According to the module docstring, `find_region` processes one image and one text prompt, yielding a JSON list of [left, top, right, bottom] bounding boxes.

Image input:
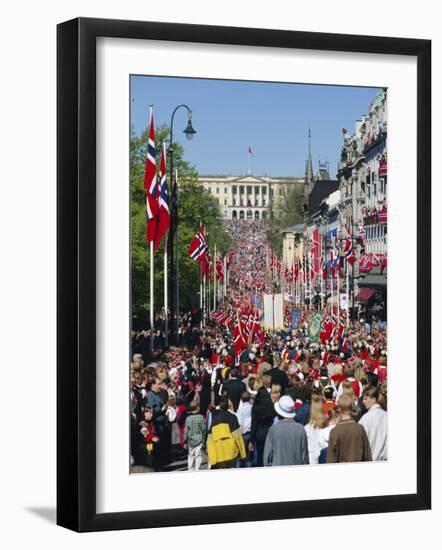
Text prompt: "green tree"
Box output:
[[130, 125, 231, 326], [267, 185, 304, 256]]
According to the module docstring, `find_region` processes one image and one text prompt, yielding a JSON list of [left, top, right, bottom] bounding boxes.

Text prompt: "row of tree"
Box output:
[[130, 125, 231, 324]]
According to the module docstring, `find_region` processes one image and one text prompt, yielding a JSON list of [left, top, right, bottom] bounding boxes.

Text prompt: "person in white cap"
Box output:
[[263, 395, 309, 467]]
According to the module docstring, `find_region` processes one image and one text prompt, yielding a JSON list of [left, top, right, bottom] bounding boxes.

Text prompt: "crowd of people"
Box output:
[[130, 221, 387, 473]]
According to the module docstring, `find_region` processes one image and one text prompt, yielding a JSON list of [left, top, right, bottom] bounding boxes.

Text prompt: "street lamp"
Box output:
[[168, 104, 196, 346]]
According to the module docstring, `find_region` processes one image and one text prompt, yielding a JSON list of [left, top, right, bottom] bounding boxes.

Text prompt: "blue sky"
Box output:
[[130, 75, 380, 178]]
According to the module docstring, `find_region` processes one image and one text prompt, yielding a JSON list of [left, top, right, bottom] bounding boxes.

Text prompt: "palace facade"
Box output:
[[198, 174, 303, 221]]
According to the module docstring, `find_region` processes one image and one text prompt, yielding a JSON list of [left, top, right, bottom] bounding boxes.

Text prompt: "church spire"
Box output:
[[304, 125, 314, 193]]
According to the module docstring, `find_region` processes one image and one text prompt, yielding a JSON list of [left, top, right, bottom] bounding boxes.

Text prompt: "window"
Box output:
[[216, 187, 219, 194], [254, 211, 260, 220], [239, 185, 245, 194], [255, 187, 260, 195], [262, 199, 266, 206], [240, 198, 244, 206], [224, 199, 227, 205], [262, 211, 267, 220], [232, 198, 236, 206], [232, 210, 237, 219], [262, 186, 267, 195], [224, 188, 227, 193], [247, 186, 252, 194], [239, 210, 245, 220], [232, 186, 237, 194]]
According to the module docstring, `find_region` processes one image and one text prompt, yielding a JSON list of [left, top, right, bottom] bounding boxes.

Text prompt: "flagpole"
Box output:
[[303, 253, 305, 308], [162, 146, 170, 348], [213, 243, 217, 311], [331, 256, 334, 317], [207, 265, 212, 317], [337, 246, 340, 320], [203, 271, 206, 326], [223, 255, 227, 301], [346, 256, 350, 328], [150, 241, 154, 353], [164, 238, 168, 348], [199, 262, 203, 330]]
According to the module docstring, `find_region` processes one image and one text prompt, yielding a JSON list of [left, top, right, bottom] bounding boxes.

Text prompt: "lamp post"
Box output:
[[168, 105, 196, 346]]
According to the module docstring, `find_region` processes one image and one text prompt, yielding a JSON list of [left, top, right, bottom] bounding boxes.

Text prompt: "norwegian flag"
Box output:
[[335, 313, 345, 340], [357, 222, 366, 247], [379, 253, 387, 273], [202, 243, 212, 278], [153, 143, 170, 251], [233, 311, 246, 357], [343, 225, 356, 266], [240, 308, 250, 340], [379, 158, 387, 176], [370, 253, 379, 268], [216, 258, 224, 280], [188, 224, 207, 262], [311, 226, 321, 275], [378, 207, 387, 224], [359, 254, 374, 273], [330, 249, 338, 278], [224, 312, 234, 330], [213, 310, 225, 322], [144, 107, 159, 242], [341, 336, 349, 354], [320, 312, 335, 343], [299, 307, 307, 326], [285, 265, 291, 282]]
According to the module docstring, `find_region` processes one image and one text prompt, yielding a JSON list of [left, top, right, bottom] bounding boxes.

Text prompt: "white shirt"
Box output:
[[236, 401, 252, 434], [304, 424, 322, 464], [359, 403, 388, 460]]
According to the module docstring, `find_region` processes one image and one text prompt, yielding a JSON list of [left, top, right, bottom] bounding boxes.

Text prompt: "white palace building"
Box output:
[[198, 174, 303, 221]]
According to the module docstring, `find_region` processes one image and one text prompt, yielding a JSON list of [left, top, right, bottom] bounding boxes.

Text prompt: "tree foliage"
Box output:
[[130, 125, 231, 325], [266, 185, 304, 256]]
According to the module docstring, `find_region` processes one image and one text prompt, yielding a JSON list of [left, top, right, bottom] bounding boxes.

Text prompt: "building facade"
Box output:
[[337, 88, 387, 254], [198, 174, 303, 221]]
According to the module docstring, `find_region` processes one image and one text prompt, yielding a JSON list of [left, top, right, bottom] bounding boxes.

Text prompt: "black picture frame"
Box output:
[[57, 17, 431, 532]]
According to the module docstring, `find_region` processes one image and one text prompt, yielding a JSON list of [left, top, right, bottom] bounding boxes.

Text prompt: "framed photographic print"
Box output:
[[57, 17, 431, 532]]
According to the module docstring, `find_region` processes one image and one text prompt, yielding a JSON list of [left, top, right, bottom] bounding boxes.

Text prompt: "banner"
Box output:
[[309, 311, 324, 343], [290, 309, 302, 329], [340, 293, 349, 310], [263, 294, 284, 331]]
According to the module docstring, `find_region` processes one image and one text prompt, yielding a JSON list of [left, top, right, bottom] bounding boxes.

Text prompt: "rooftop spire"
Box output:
[[304, 124, 314, 191]]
